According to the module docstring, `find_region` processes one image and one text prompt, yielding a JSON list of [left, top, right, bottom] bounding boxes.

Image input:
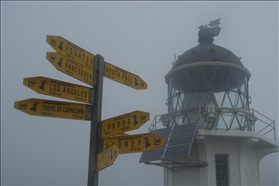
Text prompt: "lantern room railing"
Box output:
[[148, 106, 276, 141]]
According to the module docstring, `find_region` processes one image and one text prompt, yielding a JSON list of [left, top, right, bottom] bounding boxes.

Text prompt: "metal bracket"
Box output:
[[89, 88, 95, 104], [93, 73, 98, 87], [94, 57, 99, 72], [86, 105, 93, 120], [97, 139, 103, 153]]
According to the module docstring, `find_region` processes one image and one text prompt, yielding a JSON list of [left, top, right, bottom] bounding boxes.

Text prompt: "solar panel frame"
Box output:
[[139, 122, 197, 163]]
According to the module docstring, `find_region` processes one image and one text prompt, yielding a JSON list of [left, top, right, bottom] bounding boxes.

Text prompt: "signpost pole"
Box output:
[[88, 54, 104, 186]]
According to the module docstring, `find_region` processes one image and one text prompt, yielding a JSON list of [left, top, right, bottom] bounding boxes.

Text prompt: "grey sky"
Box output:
[[1, 1, 278, 186]]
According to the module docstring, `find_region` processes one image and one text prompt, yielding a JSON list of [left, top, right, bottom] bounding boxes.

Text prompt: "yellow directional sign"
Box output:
[[46, 52, 96, 87], [102, 132, 128, 139], [104, 62, 147, 90], [96, 145, 119, 172], [23, 76, 94, 103], [14, 98, 92, 120], [101, 110, 150, 137], [102, 133, 165, 154], [46, 35, 94, 70]]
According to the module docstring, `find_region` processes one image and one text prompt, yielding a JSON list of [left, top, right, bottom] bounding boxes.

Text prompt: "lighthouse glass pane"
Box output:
[[219, 66, 232, 89], [211, 67, 225, 91], [194, 67, 208, 90], [228, 91, 237, 108], [186, 67, 199, 88], [233, 69, 245, 87], [214, 92, 224, 106], [226, 69, 237, 91], [203, 65, 216, 87]]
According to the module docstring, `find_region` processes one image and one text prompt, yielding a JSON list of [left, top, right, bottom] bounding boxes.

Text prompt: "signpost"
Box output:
[[46, 35, 94, 70], [46, 52, 96, 87], [104, 62, 147, 90], [99, 110, 150, 137], [96, 145, 119, 172], [14, 98, 92, 120], [87, 54, 104, 186], [23, 76, 94, 103], [101, 133, 165, 154], [14, 35, 152, 186]]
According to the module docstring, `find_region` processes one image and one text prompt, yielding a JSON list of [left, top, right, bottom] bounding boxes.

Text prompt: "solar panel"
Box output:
[[151, 127, 171, 137], [164, 145, 190, 159], [168, 134, 193, 146], [139, 122, 197, 163], [139, 147, 165, 163], [172, 123, 196, 135], [139, 127, 170, 163]]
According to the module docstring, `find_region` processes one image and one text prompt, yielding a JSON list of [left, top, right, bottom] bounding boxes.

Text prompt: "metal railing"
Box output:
[[251, 108, 276, 141], [148, 107, 277, 141]]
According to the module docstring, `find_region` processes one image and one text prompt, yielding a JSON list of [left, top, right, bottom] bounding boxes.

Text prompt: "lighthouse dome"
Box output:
[[166, 25, 250, 93], [172, 26, 244, 69]]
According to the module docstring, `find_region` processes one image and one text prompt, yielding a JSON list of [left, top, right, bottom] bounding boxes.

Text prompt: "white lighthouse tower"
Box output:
[[140, 19, 279, 185]]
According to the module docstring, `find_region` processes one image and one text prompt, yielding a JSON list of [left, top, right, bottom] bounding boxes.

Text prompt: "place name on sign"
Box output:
[[96, 145, 119, 172], [105, 64, 133, 84], [102, 113, 132, 136], [47, 82, 88, 100], [46, 52, 95, 86], [101, 111, 149, 137], [24, 76, 93, 103], [47, 35, 94, 70], [104, 62, 147, 90], [14, 98, 92, 120], [102, 133, 165, 154]]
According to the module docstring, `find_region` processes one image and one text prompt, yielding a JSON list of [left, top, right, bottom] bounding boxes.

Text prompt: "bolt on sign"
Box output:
[[46, 35, 94, 70], [96, 145, 119, 172], [101, 133, 166, 154], [14, 98, 92, 120], [23, 76, 94, 104], [100, 110, 150, 137], [104, 62, 148, 90], [46, 52, 96, 87]]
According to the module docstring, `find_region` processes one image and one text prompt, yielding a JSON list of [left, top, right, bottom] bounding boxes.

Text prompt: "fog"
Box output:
[[1, 2, 278, 185]]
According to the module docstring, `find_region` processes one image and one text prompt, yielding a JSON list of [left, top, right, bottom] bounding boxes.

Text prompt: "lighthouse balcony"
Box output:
[[148, 106, 276, 141]]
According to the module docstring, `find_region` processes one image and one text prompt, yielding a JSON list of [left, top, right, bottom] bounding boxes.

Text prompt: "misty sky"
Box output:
[[1, 1, 278, 186]]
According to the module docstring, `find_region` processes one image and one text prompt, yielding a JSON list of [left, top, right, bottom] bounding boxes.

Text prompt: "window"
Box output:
[[215, 154, 229, 186]]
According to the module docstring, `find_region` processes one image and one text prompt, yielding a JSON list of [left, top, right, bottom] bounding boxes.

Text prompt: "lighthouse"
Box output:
[[140, 19, 279, 185]]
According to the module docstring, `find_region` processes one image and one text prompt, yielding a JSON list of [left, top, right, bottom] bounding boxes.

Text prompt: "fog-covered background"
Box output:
[[1, 2, 278, 185]]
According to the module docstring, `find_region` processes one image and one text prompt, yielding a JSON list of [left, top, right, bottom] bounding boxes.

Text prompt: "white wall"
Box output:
[[164, 130, 278, 185]]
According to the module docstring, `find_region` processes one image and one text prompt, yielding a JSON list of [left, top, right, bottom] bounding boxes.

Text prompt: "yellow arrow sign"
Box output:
[[102, 133, 165, 154], [96, 145, 119, 172], [23, 76, 94, 103], [101, 132, 129, 139], [46, 52, 96, 87], [46, 35, 94, 70], [104, 62, 147, 90], [100, 110, 150, 137], [14, 98, 92, 120]]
